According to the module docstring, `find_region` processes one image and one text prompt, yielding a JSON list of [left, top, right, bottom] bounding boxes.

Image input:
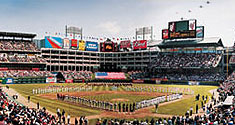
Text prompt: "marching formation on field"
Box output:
[[32, 84, 194, 95], [32, 85, 92, 94], [56, 93, 182, 112], [125, 86, 194, 95]]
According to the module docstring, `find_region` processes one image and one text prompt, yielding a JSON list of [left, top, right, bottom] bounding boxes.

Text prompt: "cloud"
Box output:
[[97, 21, 121, 35]]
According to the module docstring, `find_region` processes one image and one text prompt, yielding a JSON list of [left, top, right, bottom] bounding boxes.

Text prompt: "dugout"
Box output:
[[54, 72, 65, 83]]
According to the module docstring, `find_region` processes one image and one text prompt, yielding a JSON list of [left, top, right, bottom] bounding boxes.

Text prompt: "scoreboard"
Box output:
[[163, 19, 197, 39]]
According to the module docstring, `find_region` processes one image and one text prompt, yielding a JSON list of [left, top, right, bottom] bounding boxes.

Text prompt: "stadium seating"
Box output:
[[0, 54, 46, 63], [0, 70, 52, 78], [229, 56, 235, 64], [61, 71, 92, 80], [0, 41, 39, 51], [128, 71, 148, 79], [128, 71, 225, 82], [150, 53, 221, 68], [152, 72, 225, 82]]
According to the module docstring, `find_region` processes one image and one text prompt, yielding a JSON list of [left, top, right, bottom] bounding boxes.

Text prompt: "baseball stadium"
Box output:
[[0, 1, 235, 125]]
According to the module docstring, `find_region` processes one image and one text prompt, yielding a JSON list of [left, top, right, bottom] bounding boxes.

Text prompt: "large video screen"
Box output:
[[175, 21, 189, 32], [168, 19, 196, 39]]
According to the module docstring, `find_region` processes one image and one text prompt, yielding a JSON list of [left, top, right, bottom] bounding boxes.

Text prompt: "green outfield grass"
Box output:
[[7, 83, 217, 118]]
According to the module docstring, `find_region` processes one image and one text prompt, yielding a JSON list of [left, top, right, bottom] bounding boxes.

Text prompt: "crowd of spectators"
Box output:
[[151, 53, 221, 68], [152, 72, 225, 82], [61, 70, 93, 80], [0, 41, 39, 51], [0, 70, 94, 79], [229, 56, 235, 64], [0, 70, 52, 78], [220, 72, 235, 94], [128, 70, 225, 82], [128, 71, 148, 79], [0, 87, 59, 124], [0, 54, 46, 63], [0, 85, 91, 125]]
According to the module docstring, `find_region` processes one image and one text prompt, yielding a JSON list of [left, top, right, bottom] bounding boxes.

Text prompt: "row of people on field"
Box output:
[[57, 93, 182, 112], [32, 86, 92, 94]]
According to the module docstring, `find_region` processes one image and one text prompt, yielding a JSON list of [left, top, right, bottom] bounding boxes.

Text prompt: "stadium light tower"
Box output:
[[135, 26, 153, 41], [65, 25, 83, 39]]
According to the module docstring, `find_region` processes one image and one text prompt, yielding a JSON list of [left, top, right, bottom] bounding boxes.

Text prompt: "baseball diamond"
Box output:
[[0, 1, 234, 124]]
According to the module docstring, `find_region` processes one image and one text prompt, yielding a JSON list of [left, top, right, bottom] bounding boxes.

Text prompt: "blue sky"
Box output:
[[0, 0, 234, 46]]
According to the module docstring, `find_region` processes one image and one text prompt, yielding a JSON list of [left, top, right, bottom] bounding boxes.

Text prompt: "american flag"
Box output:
[[95, 72, 126, 79]]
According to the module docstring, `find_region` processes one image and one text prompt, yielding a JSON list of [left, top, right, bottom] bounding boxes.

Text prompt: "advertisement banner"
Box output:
[[189, 19, 196, 30], [45, 36, 63, 49], [78, 40, 85, 51], [162, 29, 169, 39], [6, 78, 14, 84], [104, 43, 113, 52], [46, 77, 57, 83], [65, 79, 73, 83], [196, 26, 204, 38], [63, 38, 70, 49], [71, 39, 78, 49], [133, 40, 147, 50], [85, 41, 98, 51], [120, 40, 131, 49], [132, 79, 144, 83], [169, 22, 176, 32]]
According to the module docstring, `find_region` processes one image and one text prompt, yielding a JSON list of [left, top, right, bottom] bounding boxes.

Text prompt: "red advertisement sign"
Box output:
[[132, 79, 144, 83], [71, 39, 78, 49], [133, 40, 147, 50], [120, 40, 131, 49], [65, 79, 73, 83], [46, 77, 57, 83], [162, 29, 169, 39]]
